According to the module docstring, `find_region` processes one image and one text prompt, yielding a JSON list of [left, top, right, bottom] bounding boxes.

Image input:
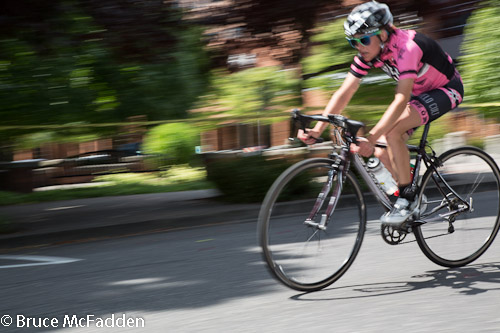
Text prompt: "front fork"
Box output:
[[303, 151, 347, 230]]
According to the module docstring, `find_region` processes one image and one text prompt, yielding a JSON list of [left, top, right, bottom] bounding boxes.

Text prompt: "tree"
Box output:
[[201, 66, 301, 118], [183, 0, 455, 69], [300, 17, 398, 129], [0, 0, 210, 143], [188, 0, 341, 67], [301, 19, 354, 92], [460, 1, 500, 119]]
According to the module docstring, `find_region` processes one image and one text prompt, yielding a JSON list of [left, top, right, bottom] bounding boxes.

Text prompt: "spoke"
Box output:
[[413, 148, 500, 267], [305, 228, 319, 243], [466, 172, 484, 200]]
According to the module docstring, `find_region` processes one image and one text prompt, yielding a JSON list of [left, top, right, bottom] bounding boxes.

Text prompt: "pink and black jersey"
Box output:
[[349, 28, 456, 96]]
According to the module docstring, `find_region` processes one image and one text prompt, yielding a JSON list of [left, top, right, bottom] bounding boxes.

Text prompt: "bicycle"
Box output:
[[257, 109, 500, 292]]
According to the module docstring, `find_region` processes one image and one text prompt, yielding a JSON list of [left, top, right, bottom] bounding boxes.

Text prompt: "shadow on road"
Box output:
[[3, 217, 500, 333], [290, 262, 500, 301]]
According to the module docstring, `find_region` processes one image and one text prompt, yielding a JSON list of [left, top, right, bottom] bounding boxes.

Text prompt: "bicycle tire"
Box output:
[[257, 158, 366, 292], [414, 146, 500, 267]]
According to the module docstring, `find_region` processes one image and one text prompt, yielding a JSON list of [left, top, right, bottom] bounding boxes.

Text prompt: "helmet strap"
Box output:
[[377, 35, 384, 51], [377, 28, 390, 50]]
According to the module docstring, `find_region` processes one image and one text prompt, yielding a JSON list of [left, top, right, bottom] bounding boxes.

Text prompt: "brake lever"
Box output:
[[308, 133, 324, 144]]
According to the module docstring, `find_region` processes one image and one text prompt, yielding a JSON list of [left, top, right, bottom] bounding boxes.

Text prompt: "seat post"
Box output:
[[418, 123, 431, 150]]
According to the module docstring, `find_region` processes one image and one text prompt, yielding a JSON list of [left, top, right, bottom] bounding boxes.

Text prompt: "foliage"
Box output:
[[466, 137, 485, 150], [0, 0, 210, 144], [95, 165, 208, 185], [0, 167, 213, 206], [142, 123, 200, 166], [191, 0, 425, 67], [206, 155, 297, 203], [301, 18, 394, 116], [199, 66, 302, 118], [301, 19, 354, 90], [460, 1, 500, 119]]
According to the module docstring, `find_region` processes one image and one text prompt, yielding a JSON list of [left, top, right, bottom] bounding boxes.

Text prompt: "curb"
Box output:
[[0, 205, 261, 251], [1, 177, 497, 250]]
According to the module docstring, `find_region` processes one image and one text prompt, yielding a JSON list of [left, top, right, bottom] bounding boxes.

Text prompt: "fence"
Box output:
[[1, 105, 500, 193]]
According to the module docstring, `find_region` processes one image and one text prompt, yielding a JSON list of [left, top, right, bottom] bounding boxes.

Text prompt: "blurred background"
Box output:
[[0, 0, 499, 205]]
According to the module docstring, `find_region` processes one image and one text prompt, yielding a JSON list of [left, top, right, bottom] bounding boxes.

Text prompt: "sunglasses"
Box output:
[[346, 31, 381, 48]]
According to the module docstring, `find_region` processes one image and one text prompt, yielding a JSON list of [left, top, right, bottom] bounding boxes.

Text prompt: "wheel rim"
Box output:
[[416, 148, 500, 265], [260, 162, 365, 288]]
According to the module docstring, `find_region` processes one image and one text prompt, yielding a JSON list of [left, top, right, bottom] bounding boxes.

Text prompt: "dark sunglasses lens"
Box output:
[[360, 36, 371, 46], [348, 39, 358, 48]]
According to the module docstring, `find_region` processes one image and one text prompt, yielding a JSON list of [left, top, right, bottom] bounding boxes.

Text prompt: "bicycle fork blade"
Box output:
[[304, 214, 328, 231]]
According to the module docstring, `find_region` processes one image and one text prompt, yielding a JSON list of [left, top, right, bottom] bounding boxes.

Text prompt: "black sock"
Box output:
[[398, 184, 415, 201]]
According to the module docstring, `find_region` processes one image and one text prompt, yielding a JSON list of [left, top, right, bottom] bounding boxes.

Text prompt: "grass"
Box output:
[[0, 165, 215, 206]]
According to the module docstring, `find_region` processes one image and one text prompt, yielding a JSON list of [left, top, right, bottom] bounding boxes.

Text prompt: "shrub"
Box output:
[[467, 138, 485, 150], [206, 155, 298, 203], [142, 122, 199, 167]]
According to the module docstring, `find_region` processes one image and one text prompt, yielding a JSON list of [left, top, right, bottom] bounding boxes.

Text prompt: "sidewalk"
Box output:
[[0, 190, 261, 250], [1, 151, 499, 251]]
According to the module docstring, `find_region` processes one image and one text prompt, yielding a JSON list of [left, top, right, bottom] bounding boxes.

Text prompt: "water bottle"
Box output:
[[366, 157, 398, 195]]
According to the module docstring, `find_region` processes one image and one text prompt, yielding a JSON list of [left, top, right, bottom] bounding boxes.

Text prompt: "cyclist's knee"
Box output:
[[386, 128, 407, 143], [374, 147, 386, 160]]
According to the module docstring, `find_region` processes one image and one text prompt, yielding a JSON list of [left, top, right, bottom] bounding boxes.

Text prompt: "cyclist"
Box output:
[[298, 0, 464, 224]]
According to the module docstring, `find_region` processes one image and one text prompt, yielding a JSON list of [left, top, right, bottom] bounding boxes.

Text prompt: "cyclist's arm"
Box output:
[[367, 78, 414, 142], [314, 73, 361, 132]]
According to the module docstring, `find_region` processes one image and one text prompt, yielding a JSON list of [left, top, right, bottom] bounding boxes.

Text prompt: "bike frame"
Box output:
[[293, 111, 471, 229]]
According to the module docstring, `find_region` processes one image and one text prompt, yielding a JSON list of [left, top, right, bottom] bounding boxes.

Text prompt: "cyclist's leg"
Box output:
[[382, 73, 464, 224], [374, 134, 411, 184], [379, 106, 424, 223], [394, 70, 463, 187], [373, 136, 396, 180], [385, 105, 422, 187]]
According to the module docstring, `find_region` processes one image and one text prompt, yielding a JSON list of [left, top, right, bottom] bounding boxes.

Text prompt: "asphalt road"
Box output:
[[1, 203, 500, 333]]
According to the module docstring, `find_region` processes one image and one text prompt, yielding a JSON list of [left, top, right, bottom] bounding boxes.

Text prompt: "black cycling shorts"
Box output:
[[409, 70, 464, 130]]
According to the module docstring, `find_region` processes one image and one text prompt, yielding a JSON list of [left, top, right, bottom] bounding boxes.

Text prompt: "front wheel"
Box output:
[[414, 146, 500, 267], [257, 158, 366, 292]]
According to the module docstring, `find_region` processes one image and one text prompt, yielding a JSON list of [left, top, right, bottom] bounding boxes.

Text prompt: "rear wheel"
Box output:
[[414, 147, 500, 267], [258, 158, 366, 291]]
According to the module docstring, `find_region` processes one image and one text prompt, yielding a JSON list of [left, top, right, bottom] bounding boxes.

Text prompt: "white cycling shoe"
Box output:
[[380, 197, 419, 225]]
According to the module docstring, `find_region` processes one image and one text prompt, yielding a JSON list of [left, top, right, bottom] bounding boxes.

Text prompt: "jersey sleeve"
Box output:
[[398, 41, 423, 80], [349, 55, 371, 78]]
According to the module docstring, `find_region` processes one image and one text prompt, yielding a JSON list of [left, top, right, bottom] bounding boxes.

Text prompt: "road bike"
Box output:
[[257, 109, 500, 292]]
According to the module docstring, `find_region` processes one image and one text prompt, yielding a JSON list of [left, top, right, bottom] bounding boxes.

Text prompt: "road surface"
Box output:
[[1, 203, 500, 333]]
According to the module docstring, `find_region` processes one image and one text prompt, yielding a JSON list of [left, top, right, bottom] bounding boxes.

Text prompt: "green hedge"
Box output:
[[206, 155, 300, 203], [142, 122, 199, 167]]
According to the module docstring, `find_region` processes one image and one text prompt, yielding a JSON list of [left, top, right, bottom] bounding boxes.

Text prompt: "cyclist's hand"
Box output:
[[298, 129, 321, 145], [352, 137, 374, 157]]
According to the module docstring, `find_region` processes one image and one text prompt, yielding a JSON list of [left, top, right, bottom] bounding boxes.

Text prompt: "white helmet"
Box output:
[[344, 1, 393, 38]]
